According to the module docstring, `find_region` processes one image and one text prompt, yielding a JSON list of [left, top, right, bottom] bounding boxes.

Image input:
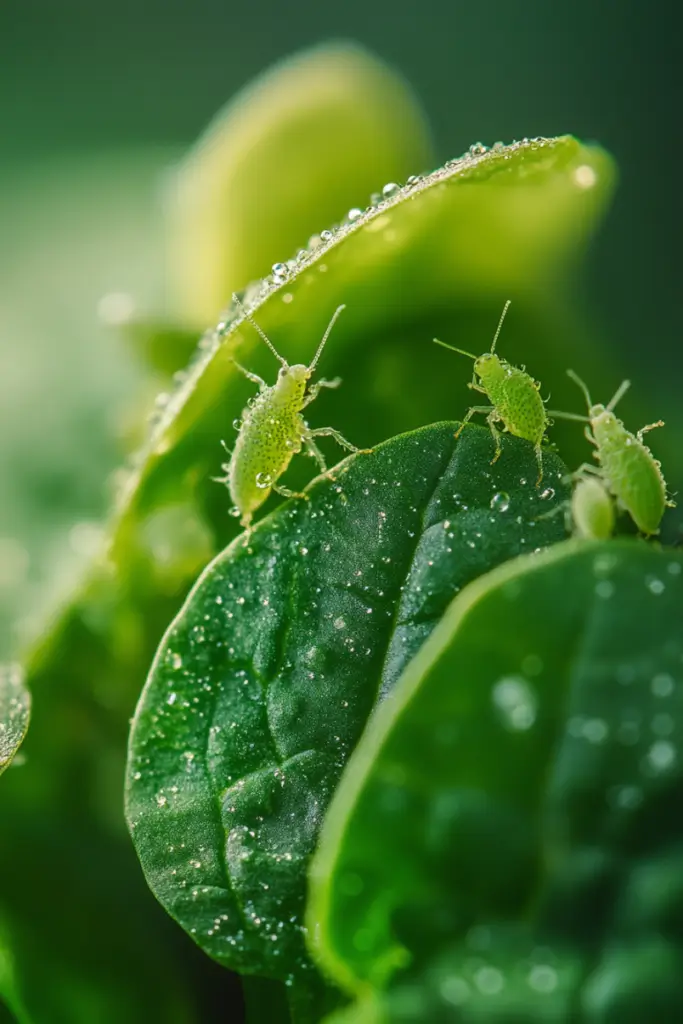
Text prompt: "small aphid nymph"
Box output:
[[434, 301, 549, 485], [217, 297, 369, 542], [571, 476, 615, 540], [550, 370, 674, 536]]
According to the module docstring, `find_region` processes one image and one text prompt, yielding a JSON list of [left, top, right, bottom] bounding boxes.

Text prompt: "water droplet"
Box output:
[[255, 472, 272, 489], [490, 491, 510, 512], [540, 487, 555, 501], [232, 418, 242, 430], [652, 673, 675, 697], [320, 229, 333, 242], [609, 784, 643, 809], [271, 262, 288, 279], [347, 207, 363, 222], [167, 692, 177, 706], [474, 965, 504, 995], [573, 165, 597, 189], [492, 676, 537, 731], [440, 976, 470, 1006], [646, 739, 676, 773], [333, 617, 346, 630], [582, 718, 608, 744], [171, 652, 183, 670], [382, 182, 399, 197], [229, 506, 241, 518], [528, 964, 558, 993], [156, 793, 168, 807], [469, 142, 488, 156]]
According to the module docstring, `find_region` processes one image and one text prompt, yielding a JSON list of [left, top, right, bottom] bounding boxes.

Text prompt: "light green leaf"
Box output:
[[165, 42, 434, 328]]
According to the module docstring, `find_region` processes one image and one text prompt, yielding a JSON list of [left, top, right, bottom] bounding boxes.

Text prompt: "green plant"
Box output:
[[3, 40, 681, 1024]]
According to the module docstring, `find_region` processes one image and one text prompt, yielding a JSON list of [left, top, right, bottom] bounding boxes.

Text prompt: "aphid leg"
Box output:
[[584, 426, 598, 446], [240, 517, 253, 548], [572, 462, 603, 479], [485, 411, 503, 465], [302, 377, 342, 408], [305, 426, 369, 454], [637, 420, 665, 442], [304, 435, 328, 473], [454, 405, 493, 440], [232, 359, 266, 388], [534, 444, 544, 486], [466, 382, 487, 394], [272, 482, 310, 501]]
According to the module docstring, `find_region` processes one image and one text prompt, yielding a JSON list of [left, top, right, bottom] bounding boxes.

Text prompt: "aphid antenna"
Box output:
[[232, 293, 286, 367], [490, 299, 512, 354], [607, 379, 631, 412], [309, 304, 346, 371], [566, 369, 594, 411], [433, 339, 477, 360]]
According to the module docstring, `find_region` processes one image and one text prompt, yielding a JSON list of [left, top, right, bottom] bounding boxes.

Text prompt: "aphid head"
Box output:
[[285, 363, 310, 384], [567, 370, 631, 422], [473, 351, 503, 378], [433, 299, 511, 374]]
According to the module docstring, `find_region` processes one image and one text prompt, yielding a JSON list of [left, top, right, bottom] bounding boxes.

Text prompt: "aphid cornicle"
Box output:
[[218, 297, 368, 541], [550, 370, 675, 536], [434, 301, 549, 485]]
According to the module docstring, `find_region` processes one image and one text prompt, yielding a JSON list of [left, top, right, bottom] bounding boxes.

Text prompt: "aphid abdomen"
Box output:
[[593, 419, 666, 534], [503, 373, 546, 443], [482, 367, 545, 444], [228, 390, 303, 524]]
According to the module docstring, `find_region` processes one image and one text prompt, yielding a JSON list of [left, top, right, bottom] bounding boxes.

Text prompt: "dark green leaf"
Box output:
[[126, 424, 569, 983], [309, 540, 683, 1020], [0, 666, 29, 777]]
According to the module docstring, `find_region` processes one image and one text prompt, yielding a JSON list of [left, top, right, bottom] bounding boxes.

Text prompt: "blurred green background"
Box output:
[[0, 0, 680, 651]]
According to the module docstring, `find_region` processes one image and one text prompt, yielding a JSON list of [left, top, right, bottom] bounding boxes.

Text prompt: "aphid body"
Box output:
[[552, 371, 673, 536], [218, 299, 366, 538], [571, 476, 615, 540], [434, 301, 549, 484]]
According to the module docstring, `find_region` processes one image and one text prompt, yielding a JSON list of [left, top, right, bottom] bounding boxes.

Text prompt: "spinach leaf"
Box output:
[[0, 666, 29, 777], [309, 540, 683, 1021], [126, 424, 568, 984]]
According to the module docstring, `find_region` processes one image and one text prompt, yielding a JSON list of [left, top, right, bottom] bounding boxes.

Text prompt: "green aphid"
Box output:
[[570, 476, 615, 540], [217, 298, 368, 542], [434, 301, 549, 485], [550, 371, 675, 536]]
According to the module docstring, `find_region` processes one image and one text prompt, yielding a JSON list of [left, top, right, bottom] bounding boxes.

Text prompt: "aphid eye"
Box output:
[[278, 366, 288, 379]]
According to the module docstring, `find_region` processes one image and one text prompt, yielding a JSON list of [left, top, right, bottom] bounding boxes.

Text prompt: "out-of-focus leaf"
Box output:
[[0, 920, 32, 1024], [126, 424, 568, 989], [0, 666, 29, 777], [122, 320, 201, 377], [165, 42, 434, 327], [309, 540, 683, 1021]]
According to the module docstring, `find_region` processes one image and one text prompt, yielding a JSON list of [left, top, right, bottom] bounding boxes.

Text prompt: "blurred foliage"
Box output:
[[2, 36, 677, 1024]]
